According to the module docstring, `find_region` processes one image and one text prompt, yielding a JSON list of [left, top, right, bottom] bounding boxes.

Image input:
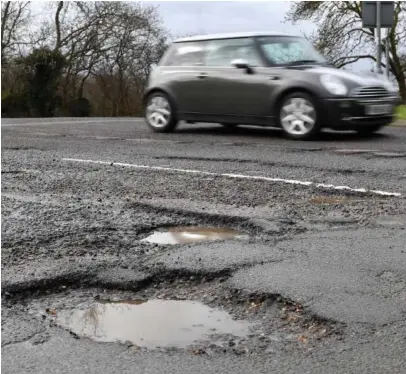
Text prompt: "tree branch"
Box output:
[[54, 1, 63, 51], [334, 54, 377, 68], [1, 1, 11, 50]]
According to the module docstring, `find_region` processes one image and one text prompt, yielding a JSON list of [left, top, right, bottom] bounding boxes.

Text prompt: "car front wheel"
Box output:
[[278, 93, 321, 140], [145, 92, 178, 133]]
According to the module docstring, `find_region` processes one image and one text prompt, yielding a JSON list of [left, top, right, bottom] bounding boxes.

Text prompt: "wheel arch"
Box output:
[[143, 87, 177, 107]]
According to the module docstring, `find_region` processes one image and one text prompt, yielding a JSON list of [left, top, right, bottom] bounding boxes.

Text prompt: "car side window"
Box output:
[[160, 41, 206, 66], [204, 38, 262, 67]]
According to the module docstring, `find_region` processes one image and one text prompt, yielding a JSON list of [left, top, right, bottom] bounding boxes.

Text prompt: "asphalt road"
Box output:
[[2, 118, 406, 374]]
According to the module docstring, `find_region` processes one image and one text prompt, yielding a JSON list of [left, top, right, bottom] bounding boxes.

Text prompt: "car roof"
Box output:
[[174, 31, 301, 43]]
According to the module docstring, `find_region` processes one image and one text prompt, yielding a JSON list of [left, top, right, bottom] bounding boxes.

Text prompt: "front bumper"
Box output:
[[323, 96, 399, 130]]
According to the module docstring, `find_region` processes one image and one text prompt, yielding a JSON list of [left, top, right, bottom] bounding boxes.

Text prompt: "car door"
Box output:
[[160, 40, 208, 115], [199, 37, 277, 119]]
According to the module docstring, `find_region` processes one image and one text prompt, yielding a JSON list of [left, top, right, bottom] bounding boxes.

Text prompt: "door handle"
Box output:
[[196, 72, 208, 79]]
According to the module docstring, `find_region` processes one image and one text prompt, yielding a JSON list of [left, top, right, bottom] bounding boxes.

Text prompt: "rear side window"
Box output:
[[205, 38, 262, 67], [160, 41, 206, 66]]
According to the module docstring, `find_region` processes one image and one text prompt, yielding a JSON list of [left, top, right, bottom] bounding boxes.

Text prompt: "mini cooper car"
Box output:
[[143, 31, 400, 140]]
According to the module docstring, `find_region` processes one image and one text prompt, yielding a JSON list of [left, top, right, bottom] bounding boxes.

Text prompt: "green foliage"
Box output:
[[1, 92, 30, 117], [67, 98, 92, 117], [19, 47, 66, 117], [397, 105, 406, 120]]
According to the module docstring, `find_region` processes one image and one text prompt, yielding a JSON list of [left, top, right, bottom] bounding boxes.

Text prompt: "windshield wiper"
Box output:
[[289, 59, 319, 65]]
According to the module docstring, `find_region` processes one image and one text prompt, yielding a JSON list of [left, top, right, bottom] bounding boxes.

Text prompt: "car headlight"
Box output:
[[384, 81, 399, 93], [320, 75, 348, 95]]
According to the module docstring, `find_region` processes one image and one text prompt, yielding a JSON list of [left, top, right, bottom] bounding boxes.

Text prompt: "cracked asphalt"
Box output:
[[2, 118, 406, 374]]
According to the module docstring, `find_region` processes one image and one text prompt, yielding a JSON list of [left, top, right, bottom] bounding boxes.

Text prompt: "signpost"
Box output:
[[361, 1, 395, 77]]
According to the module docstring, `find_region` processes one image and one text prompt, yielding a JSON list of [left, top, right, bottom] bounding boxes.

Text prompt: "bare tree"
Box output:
[[2, 1, 168, 117], [286, 1, 406, 102], [1, 1, 31, 61], [80, 1, 168, 115]]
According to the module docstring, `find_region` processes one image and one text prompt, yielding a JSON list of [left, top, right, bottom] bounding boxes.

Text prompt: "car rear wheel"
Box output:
[[278, 93, 320, 140], [145, 92, 178, 133]]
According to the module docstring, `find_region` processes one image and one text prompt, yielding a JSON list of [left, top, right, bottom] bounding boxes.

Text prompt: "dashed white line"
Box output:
[[62, 157, 402, 197]]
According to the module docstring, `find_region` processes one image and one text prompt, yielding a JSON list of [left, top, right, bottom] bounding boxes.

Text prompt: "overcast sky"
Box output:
[[149, 1, 372, 71], [149, 1, 315, 38], [29, 1, 370, 71]]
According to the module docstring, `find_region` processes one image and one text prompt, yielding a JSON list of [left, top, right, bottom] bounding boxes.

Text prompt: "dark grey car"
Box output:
[[143, 32, 401, 140]]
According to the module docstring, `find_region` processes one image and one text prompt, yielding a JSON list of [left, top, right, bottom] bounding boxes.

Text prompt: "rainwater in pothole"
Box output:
[[141, 226, 247, 245], [309, 196, 352, 205], [56, 299, 251, 349]]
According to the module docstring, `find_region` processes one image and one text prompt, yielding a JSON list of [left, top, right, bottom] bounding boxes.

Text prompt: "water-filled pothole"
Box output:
[[56, 299, 251, 349], [141, 226, 247, 245], [309, 196, 352, 205]]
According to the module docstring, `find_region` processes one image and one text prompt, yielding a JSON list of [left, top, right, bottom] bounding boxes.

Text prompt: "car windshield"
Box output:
[[257, 36, 327, 66]]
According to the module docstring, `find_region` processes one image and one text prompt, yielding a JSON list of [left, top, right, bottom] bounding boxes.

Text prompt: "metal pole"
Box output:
[[385, 31, 390, 78], [376, 1, 382, 74]]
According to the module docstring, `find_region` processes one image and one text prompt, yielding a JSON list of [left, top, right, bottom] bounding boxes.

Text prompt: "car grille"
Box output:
[[351, 86, 390, 99]]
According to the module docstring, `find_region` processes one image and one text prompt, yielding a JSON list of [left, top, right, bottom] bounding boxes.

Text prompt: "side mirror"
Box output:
[[231, 59, 254, 74], [231, 59, 249, 69]]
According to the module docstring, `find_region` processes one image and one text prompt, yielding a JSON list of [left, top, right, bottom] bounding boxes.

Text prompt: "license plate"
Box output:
[[365, 104, 392, 115]]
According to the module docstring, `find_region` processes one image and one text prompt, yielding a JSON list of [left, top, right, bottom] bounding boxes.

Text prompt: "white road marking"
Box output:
[[62, 157, 402, 197]]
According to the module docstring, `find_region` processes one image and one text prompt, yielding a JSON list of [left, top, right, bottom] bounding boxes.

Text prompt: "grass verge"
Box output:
[[396, 105, 406, 121]]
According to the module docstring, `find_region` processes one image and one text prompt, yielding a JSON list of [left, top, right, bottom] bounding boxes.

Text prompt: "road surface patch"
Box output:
[[145, 241, 289, 274], [228, 229, 406, 324]]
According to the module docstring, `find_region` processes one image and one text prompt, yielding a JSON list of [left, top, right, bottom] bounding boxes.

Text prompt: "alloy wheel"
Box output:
[[280, 97, 316, 136], [146, 96, 171, 128]]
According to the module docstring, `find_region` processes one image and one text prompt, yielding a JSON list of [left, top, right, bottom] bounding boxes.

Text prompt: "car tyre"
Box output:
[[145, 92, 178, 133], [354, 125, 383, 135], [277, 92, 321, 140], [221, 123, 238, 128]]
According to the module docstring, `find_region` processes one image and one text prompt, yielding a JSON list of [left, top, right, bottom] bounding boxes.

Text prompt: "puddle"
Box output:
[[309, 196, 352, 205], [141, 226, 246, 245], [56, 299, 250, 349]]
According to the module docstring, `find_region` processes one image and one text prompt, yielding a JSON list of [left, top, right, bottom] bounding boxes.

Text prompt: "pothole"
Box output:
[[333, 149, 406, 158], [141, 226, 247, 245], [22, 280, 339, 355], [372, 152, 406, 158], [1, 170, 25, 174], [55, 298, 251, 349], [334, 149, 377, 155]]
